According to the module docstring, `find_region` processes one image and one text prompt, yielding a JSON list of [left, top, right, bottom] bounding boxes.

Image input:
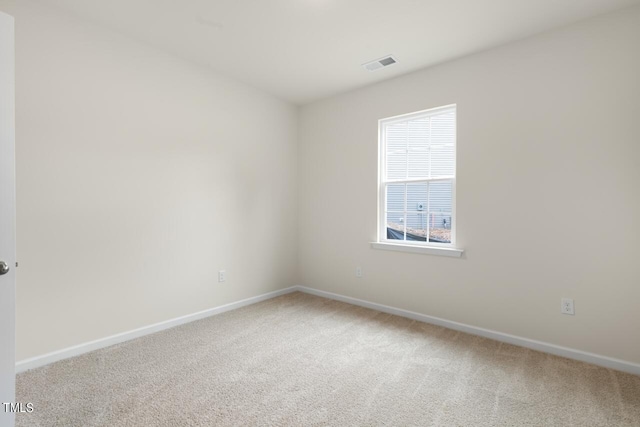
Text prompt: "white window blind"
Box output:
[[379, 105, 456, 246]]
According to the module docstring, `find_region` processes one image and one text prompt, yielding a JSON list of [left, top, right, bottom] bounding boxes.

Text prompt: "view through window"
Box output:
[[379, 105, 456, 245]]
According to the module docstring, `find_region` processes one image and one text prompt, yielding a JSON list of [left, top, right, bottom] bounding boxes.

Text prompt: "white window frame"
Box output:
[[374, 104, 462, 257]]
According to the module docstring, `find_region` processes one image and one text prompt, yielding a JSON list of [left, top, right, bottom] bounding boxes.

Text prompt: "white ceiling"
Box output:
[[39, 0, 640, 105]]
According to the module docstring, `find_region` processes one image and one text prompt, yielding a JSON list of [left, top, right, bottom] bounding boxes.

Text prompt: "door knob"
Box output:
[[0, 261, 9, 275]]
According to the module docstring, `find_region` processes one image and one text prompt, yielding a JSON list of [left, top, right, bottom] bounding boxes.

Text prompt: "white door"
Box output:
[[0, 11, 15, 427]]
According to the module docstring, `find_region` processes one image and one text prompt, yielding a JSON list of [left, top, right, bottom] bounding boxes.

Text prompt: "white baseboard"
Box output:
[[17, 285, 640, 376], [296, 286, 640, 376], [15, 286, 298, 373]]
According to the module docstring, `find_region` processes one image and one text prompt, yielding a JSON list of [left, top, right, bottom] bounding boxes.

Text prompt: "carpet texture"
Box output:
[[16, 292, 640, 426]]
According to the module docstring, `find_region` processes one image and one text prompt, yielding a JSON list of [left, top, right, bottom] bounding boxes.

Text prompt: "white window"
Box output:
[[378, 105, 456, 249]]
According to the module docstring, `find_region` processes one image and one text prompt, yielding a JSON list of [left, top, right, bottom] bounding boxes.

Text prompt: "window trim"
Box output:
[[370, 241, 464, 258], [376, 104, 461, 253]]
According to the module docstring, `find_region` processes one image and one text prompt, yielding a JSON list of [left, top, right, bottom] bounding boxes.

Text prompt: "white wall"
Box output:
[[0, 0, 298, 361], [299, 6, 640, 364]]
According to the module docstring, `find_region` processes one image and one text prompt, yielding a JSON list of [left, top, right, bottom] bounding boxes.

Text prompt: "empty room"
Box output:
[[0, 0, 639, 426]]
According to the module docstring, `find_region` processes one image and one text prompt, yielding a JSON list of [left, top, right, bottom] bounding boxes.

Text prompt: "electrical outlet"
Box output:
[[561, 298, 574, 315], [218, 270, 226, 283], [355, 267, 363, 278]]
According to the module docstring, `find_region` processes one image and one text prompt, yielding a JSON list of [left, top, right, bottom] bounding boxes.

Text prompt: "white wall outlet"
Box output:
[[218, 270, 226, 283], [561, 298, 574, 315], [355, 266, 363, 278]]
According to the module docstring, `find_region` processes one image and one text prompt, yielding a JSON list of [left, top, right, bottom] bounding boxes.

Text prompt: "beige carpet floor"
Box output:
[[16, 291, 640, 427]]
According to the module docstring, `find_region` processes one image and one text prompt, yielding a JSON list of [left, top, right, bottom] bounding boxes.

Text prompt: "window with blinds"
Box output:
[[378, 105, 456, 246]]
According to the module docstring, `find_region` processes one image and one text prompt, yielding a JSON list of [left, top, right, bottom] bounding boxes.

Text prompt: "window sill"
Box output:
[[370, 242, 464, 258]]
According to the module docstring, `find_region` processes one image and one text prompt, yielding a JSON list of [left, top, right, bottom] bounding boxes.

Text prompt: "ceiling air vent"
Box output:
[[362, 55, 398, 72]]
